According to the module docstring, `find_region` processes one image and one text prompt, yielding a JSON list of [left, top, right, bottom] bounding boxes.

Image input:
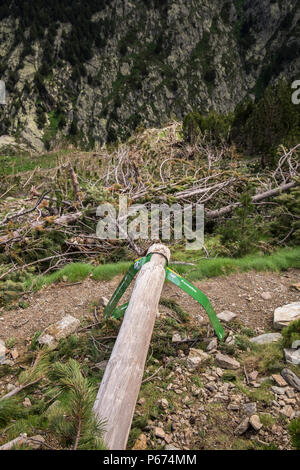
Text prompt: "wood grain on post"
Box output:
[[93, 243, 170, 450]]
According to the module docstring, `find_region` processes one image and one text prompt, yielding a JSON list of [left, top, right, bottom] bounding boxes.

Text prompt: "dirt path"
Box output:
[[0, 268, 299, 344]]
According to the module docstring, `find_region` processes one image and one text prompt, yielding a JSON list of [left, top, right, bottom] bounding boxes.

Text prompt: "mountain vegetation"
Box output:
[[0, 0, 299, 453]]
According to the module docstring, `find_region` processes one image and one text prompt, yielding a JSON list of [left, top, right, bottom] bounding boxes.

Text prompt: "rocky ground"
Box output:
[[134, 348, 300, 451], [0, 268, 299, 450]]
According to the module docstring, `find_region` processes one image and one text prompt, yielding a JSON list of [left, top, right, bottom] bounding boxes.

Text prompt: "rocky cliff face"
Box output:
[[0, 0, 299, 152]]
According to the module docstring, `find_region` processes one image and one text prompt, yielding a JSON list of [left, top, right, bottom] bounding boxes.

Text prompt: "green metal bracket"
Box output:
[[103, 254, 152, 320], [103, 254, 225, 341], [165, 267, 225, 341]]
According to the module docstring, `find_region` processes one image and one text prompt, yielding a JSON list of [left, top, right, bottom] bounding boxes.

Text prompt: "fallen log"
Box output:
[[205, 180, 298, 219], [93, 243, 170, 450], [0, 211, 82, 246], [0, 433, 45, 450], [0, 377, 42, 402], [0, 190, 51, 227]]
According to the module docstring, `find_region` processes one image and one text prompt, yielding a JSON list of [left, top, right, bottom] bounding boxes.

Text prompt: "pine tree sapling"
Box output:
[[289, 417, 300, 450], [282, 319, 300, 348], [47, 359, 106, 449]]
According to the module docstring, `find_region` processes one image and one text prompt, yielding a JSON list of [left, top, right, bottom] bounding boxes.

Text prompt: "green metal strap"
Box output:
[[103, 254, 225, 341], [165, 267, 225, 341], [103, 254, 152, 320], [111, 301, 129, 319]]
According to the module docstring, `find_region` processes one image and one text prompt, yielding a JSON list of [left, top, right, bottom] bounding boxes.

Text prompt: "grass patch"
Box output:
[[236, 379, 273, 404], [259, 413, 276, 428], [23, 261, 131, 292], [92, 262, 131, 281], [0, 151, 60, 176], [5, 337, 16, 349], [5, 247, 299, 308], [241, 342, 285, 374], [170, 247, 300, 282]]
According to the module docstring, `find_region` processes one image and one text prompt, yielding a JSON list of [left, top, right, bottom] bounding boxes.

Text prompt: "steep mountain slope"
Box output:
[[0, 0, 299, 152]]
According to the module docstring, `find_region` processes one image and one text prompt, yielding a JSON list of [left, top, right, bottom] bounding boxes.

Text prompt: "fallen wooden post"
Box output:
[[93, 243, 170, 450]]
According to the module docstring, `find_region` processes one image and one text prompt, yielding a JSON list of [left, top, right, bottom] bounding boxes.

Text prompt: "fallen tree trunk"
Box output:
[[205, 181, 298, 219], [93, 243, 170, 450], [0, 378, 42, 402], [0, 212, 82, 246], [0, 433, 45, 450], [67, 163, 81, 202]]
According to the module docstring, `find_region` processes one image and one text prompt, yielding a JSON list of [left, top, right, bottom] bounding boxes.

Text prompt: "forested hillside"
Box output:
[[0, 0, 299, 151]]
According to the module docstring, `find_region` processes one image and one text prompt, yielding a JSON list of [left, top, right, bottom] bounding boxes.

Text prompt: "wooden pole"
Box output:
[[93, 243, 170, 450]]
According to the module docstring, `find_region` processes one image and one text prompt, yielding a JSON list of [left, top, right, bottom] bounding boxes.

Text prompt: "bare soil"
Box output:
[[1, 268, 299, 345]]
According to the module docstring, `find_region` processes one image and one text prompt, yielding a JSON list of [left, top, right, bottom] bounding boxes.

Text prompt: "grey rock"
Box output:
[[206, 337, 218, 352], [217, 311, 237, 323], [250, 333, 282, 345], [99, 296, 109, 307], [154, 427, 166, 439], [251, 383, 261, 388], [284, 348, 300, 366], [281, 368, 300, 392], [159, 398, 169, 409], [258, 376, 271, 384], [280, 405, 295, 419], [214, 393, 228, 402], [165, 444, 179, 450], [191, 385, 201, 396], [242, 402, 257, 416], [249, 415, 263, 431], [291, 340, 300, 350], [271, 386, 287, 395], [234, 417, 250, 435], [261, 292, 272, 300], [205, 383, 217, 393], [248, 371, 259, 382], [228, 403, 240, 411], [38, 333, 57, 348], [272, 374, 287, 387], [274, 302, 300, 329], [2, 359, 13, 366], [271, 400, 280, 407], [215, 353, 240, 370], [225, 335, 235, 345], [38, 315, 80, 350], [187, 348, 209, 369], [195, 314, 204, 324], [172, 333, 182, 343], [285, 389, 295, 399]]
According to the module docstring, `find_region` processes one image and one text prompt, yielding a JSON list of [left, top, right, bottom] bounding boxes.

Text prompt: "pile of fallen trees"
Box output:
[[0, 126, 299, 278]]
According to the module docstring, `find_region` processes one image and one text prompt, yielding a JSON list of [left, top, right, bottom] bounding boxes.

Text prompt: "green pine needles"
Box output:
[[289, 417, 300, 450], [47, 359, 107, 450]]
